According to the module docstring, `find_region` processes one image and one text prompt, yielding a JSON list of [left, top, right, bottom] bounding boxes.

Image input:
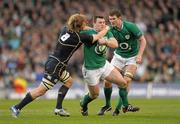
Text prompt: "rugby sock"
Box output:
[[81, 93, 94, 107], [115, 95, 123, 110], [104, 87, 112, 107], [15, 92, 33, 110], [119, 87, 129, 107], [56, 85, 69, 109]]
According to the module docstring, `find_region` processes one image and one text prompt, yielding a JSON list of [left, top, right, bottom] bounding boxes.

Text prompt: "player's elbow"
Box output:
[[114, 41, 118, 48], [107, 38, 118, 48], [108, 40, 118, 48]]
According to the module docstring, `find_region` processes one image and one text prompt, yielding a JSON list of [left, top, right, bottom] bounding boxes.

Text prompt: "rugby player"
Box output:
[[98, 9, 146, 116], [10, 13, 110, 118], [80, 16, 127, 116]]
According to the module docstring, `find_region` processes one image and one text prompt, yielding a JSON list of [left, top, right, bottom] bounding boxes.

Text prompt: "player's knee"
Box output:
[[119, 79, 127, 88], [92, 94, 98, 99], [60, 70, 71, 83], [123, 79, 128, 85], [90, 92, 99, 99], [124, 72, 133, 84], [63, 77, 73, 88], [124, 76, 132, 84], [104, 81, 112, 88], [41, 75, 58, 90]]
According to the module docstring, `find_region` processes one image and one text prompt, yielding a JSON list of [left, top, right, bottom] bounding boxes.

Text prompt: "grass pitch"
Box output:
[[0, 99, 180, 124]]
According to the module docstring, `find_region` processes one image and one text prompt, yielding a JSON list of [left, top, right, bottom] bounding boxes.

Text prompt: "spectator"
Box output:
[[0, 0, 179, 92]]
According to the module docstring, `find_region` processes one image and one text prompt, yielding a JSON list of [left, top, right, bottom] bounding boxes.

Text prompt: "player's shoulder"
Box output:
[[123, 20, 139, 32], [60, 26, 68, 35], [124, 20, 136, 27]]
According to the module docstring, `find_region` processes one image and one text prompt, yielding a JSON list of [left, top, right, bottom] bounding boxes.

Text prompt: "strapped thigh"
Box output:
[[124, 71, 134, 79], [59, 70, 70, 83], [42, 56, 67, 89], [41, 74, 59, 90]]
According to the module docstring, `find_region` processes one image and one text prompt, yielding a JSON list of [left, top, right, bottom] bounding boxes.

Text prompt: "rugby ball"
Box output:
[[95, 44, 108, 55]]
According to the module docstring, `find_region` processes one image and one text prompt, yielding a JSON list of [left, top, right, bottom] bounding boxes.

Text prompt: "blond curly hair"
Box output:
[[67, 14, 87, 32]]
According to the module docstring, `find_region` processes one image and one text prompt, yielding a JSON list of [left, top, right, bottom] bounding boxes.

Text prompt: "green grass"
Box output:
[[1, 99, 180, 124]]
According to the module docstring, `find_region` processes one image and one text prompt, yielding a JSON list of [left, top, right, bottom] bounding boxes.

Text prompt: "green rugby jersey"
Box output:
[[110, 21, 143, 58], [81, 29, 113, 69]]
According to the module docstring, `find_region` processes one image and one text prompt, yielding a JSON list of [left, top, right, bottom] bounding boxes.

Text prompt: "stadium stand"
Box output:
[[0, 0, 179, 98]]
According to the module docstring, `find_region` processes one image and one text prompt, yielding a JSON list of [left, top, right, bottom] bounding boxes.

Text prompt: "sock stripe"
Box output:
[[42, 82, 50, 90]]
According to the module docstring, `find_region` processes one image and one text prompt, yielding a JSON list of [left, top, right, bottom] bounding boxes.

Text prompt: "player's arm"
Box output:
[[98, 37, 118, 48], [127, 22, 146, 64], [136, 35, 146, 64], [106, 37, 118, 48], [98, 30, 118, 48], [92, 26, 109, 43]]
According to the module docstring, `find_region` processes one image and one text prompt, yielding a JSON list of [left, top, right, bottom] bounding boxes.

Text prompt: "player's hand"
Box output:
[[105, 25, 110, 30], [98, 38, 107, 45], [136, 55, 142, 64]]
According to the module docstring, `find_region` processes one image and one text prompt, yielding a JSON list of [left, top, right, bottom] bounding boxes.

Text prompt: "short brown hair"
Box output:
[[93, 16, 105, 23], [67, 14, 87, 32], [109, 9, 122, 17]]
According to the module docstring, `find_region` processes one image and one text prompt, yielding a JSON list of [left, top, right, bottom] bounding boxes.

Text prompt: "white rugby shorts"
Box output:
[[82, 61, 114, 86], [111, 52, 138, 70]]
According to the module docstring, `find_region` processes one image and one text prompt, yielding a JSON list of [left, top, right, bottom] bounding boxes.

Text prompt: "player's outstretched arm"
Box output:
[[92, 26, 109, 43]]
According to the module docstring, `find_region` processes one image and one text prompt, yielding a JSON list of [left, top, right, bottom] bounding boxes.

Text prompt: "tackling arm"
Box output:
[[92, 26, 109, 43]]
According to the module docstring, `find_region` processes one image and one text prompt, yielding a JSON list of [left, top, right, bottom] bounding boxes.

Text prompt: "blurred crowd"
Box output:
[[0, 0, 179, 92]]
